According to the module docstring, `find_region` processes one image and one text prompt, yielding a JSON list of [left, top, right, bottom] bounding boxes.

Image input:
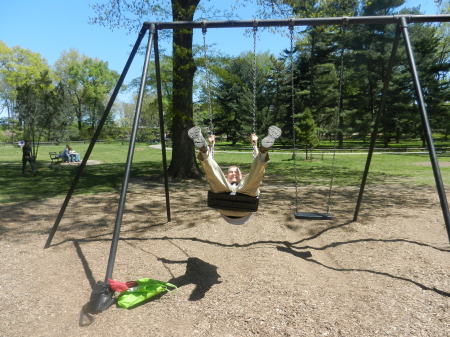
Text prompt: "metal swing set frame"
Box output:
[[44, 16, 450, 293]]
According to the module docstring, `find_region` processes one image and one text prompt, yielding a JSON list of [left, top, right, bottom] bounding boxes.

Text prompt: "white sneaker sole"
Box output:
[[188, 126, 201, 139], [268, 125, 282, 139], [261, 136, 275, 148], [261, 125, 281, 149], [188, 126, 206, 148]]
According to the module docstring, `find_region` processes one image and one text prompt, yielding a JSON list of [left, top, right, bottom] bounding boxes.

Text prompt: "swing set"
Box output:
[[43, 15, 450, 313]]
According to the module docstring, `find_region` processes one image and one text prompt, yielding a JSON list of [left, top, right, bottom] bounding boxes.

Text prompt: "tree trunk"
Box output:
[[168, 0, 203, 179]]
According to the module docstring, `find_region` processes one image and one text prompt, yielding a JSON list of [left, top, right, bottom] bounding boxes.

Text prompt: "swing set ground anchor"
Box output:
[[294, 212, 333, 220], [83, 281, 115, 315]]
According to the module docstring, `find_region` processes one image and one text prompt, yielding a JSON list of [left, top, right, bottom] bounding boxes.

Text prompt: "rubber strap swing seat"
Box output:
[[207, 191, 259, 213], [294, 212, 332, 220]]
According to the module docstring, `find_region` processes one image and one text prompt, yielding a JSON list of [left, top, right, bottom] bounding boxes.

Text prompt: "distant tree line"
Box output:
[[193, 4, 450, 151], [1, 0, 449, 164]]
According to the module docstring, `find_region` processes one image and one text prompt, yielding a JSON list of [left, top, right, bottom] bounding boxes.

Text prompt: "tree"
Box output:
[[91, 0, 202, 178], [267, 54, 289, 132], [54, 50, 120, 140], [294, 107, 319, 160], [404, 18, 450, 144], [53, 49, 87, 133], [353, 1, 450, 147], [136, 93, 161, 143], [90, 0, 295, 179], [0, 117, 21, 143], [0, 41, 49, 119], [214, 52, 274, 144], [214, 56, 252, 144], [15, 70, 66, 159]]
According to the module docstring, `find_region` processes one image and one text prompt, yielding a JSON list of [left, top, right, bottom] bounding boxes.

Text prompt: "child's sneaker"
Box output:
[[267, 125, 282, 139], [188, 126, 207, 149], [261, 125, 281, 149]]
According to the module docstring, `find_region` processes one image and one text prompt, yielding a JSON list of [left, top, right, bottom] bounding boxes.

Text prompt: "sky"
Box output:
[[0, 0, 445, 115]]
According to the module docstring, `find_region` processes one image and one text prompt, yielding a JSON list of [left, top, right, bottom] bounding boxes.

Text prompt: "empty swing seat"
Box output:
[[294, 212, 333, 220], [207, 190, 259, 213]]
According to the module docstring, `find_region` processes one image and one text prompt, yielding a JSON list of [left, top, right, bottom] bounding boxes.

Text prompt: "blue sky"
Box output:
[[0, 0, 444, 113]]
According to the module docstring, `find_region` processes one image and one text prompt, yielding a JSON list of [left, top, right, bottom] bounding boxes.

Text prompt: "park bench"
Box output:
[[49, 151, 63, 163]]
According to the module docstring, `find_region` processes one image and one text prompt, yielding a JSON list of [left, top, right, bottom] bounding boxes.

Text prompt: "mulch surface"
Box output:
[[1, 177, 449, 336]]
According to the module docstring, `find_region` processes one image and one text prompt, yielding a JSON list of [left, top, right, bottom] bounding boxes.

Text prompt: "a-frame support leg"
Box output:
[[104, 24, 158, 281], [400, 17, 450, 242], [353, 24, 402, 222], [353, 18, 450, 243], [44, 26, 149, 249]]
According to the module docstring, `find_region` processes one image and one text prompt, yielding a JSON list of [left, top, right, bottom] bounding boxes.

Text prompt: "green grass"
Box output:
[[214, 136, 450, 151], [0, 142, 166, 204], [213, 149, 450, 187], [1, 142, 450, 204]]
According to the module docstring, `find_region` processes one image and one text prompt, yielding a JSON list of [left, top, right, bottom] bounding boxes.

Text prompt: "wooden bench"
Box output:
[[49, 151, 63, 163]]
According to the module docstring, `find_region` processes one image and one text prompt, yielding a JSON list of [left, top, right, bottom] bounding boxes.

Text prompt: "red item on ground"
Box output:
[[108, 279, 138, 292]]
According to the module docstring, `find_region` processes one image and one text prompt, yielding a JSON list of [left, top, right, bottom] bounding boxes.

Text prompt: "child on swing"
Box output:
[[188, 125, 281, 224]]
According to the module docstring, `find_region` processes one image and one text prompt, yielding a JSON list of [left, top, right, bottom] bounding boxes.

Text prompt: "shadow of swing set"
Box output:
[[44, 15, 450, 313]]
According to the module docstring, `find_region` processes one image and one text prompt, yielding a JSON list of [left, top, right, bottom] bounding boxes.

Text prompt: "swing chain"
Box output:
[[252, 22, 258, 135], [326, 23, 347, 214], [289, 24, 299, 213], [202, 24, 214, 135]]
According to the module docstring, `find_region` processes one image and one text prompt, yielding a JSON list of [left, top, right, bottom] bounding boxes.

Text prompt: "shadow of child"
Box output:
[[161, 257, 222, 301]]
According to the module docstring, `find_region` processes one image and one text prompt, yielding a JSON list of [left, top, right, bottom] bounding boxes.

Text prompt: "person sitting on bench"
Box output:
[[62, 145, 70, 162], [188, 125, 281, 225]]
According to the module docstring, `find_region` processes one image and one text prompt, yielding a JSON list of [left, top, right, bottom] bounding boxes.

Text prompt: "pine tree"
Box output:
[[294, 107, 319, 160]]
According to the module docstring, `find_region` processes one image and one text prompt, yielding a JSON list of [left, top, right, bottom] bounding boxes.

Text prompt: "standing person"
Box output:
[[22, 141, 35, 175], [188, 125, 281, 225]]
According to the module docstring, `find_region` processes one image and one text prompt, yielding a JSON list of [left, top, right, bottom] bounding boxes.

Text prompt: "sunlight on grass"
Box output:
[[0, 142, 165, 204], [1, 142, 449, 204]]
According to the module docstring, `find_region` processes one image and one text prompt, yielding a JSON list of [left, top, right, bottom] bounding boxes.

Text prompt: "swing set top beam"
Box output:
[[146, 15, 450, 30]]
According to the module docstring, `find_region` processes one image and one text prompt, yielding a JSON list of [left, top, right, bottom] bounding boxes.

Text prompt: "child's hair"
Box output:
[[227, 165, 242, 176]]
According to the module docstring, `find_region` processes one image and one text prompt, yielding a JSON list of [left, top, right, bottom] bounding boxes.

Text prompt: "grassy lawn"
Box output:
[[0, 142, 165, 204], [1, 142, 450, 204]]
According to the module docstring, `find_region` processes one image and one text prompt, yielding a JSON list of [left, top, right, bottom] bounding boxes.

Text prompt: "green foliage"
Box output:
[[214, 51, 277, 143], [52, 50, 121, 140], [294, 107, 320, 159], [0, 118, 22, 143], [15, 70, 68, 157], [0, 41, 50, 118]]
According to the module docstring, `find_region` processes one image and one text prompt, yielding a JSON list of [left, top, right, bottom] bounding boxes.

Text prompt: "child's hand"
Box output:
[[251, 133, 258, 146]]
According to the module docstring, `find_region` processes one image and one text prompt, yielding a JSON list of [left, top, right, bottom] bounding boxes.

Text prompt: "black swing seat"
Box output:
[[207, 190, 259, 212], [295, 212, 333, 220]]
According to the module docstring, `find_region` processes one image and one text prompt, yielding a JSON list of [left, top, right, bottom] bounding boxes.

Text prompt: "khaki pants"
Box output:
[[198, 151, 269, 217]]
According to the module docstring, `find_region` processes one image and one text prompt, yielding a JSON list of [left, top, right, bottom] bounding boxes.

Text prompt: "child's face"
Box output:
[[227, 166, 242, 184]]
